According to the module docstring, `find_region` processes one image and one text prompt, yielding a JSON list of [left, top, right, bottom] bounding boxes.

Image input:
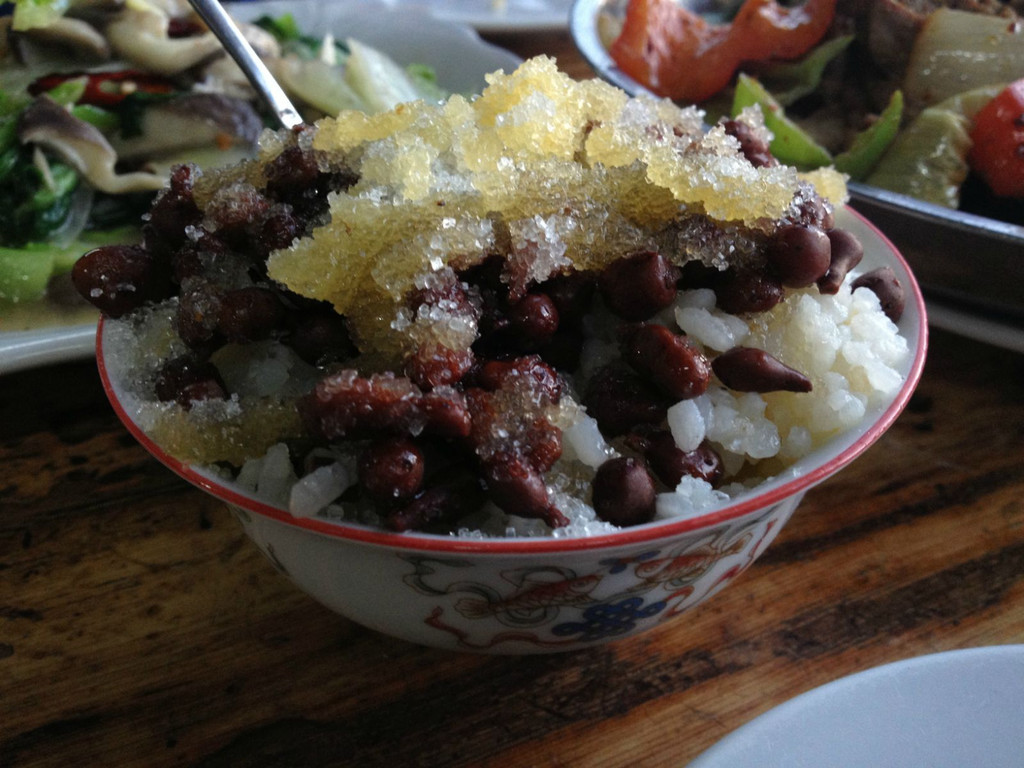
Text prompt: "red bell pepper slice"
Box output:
[[610, 0, 838, 104]]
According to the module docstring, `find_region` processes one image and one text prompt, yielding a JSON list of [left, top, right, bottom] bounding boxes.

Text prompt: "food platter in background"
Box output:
[[569, 0, 1024, 354], [0, 0, 522, 375]]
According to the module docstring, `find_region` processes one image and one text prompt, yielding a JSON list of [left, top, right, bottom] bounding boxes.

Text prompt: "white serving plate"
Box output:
[[313, 0, 575, 32], [0, 0, 522, 375], [688, 645, 1024, 768]]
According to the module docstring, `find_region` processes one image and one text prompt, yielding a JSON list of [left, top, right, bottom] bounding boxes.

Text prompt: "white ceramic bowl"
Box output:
[[96, 207, 927, 654]]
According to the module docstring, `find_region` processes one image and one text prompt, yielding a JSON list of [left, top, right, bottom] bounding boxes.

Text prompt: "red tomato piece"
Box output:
[[968, 79, 1024, 199], [609, 0, 837, 104]]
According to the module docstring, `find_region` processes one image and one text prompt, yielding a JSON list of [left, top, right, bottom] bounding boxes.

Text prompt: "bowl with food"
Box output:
[[0, 0, 520, 372], [87, 57, 926, 653], [570, 0, 1024, 337]]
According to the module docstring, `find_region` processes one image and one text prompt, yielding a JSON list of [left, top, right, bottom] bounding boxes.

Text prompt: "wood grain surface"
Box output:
[[2, 30, 1024, 768]]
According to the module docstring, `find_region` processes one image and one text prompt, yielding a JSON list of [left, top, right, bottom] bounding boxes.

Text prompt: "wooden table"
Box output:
[[3, 29, 1024, 768]]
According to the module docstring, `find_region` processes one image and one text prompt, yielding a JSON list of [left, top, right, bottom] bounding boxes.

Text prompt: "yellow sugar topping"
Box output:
[[264, 56, 846, 367]]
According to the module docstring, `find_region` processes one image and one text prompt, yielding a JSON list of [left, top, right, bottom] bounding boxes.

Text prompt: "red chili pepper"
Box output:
[[609, 0, 837, 104], [968, 79, 1024, 199], [28, 70, 178, 107]]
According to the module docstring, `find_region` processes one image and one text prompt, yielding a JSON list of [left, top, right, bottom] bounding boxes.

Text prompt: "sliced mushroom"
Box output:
[[108, 93, 262, 162], [19, 16, 111, 61], [104, 6, 224, 76], [18, 95, 166, 195]]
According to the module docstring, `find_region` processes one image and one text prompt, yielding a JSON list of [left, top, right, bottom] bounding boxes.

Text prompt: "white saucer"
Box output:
[[688, 645, 1024, 768]]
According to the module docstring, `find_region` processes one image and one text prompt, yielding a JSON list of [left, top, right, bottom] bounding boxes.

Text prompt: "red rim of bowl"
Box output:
[[96, 208, 928, 555]]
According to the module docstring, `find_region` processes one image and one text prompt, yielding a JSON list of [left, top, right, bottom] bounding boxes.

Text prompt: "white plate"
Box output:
[[0, 1, 522, 375], [311, 0, 574, 32], [687, 645, 1024, 768]]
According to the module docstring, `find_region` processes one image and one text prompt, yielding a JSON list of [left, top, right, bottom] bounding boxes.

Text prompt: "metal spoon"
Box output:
[[187, 0, 303, 130]]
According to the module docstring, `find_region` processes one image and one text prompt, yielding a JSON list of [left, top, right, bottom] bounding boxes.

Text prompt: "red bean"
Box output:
[[299, 371, 470, 440], [540, 270, 596, 329], [621, 323, 711, 400], [144, 164, 200, 253], [852, 266, 905, 323], [287, 308, 357, 366], [419, 388, 473, 439], [217, 286, 285, 343], [406, 343, 475, 390], [507, 292, 559, 349], [385, 480, 485, 532], [712, 347, 812, 393], [766, 224, 831, 288], [721, 118, 776, 168], [482, 452, 568, 528], [476, 355, 562, 404], [71, 244, 172, 318], [153, 354, 227, 408], [817, 229, 864, 294], [592, 457, 657, 527], [715, 269, 784, 315], [523, 416, 563, 473], [599, 250, 681, 321], [175, 280, 223, 349], [629, 430, 723, 488], [583, 364, 669, 437], [358, 437, 425, 506]]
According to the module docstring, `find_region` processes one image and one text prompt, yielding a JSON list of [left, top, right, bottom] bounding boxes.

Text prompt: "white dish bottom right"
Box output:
[[687, 645, 1024, 768]]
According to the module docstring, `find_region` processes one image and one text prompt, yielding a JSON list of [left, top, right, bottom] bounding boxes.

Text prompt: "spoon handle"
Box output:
[[188, 0, 303, 130]]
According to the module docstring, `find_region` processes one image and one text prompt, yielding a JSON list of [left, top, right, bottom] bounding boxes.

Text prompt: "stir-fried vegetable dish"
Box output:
[[0, 0, 446, 318], [604, 0, 1024, 225]]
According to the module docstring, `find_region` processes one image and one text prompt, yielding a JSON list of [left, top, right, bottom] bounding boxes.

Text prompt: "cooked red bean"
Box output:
[[419, 388, 473, 438], [287, 308, 356, 366], [523, 416, 563, 473], [358, 437, 425, 506], [817, 228, 864, 294], [407, 342, 475, 390], [217, 286, 285, 343], [540, 270, 596, 329], [476, 355, 562, 404], [852, 266, 905, 323], [299, 371, 469, 439], [144, 164, 200, 253], [482, 452, 568, 527], [583, 364, 670, 437], [722, 118, 776, 168], [385, 480, 486, 532], [169, 231, 232, 284], [507, 292, 560, 349], [621, 323, 711, 400], [257, 208, 303, 255], [712, 346, 812, 393], [599, 250, 681, 321], [592, 457, 657, 527], [175, 280, 223, 349], [72, 244, 172, 318], [714, 269, 784, 314], [790, 191, 835, 231], [630, 430, 723, 488], [538, 328, 585, 372], [153, 354, 227, 408], [766, 224, 831, 288]]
